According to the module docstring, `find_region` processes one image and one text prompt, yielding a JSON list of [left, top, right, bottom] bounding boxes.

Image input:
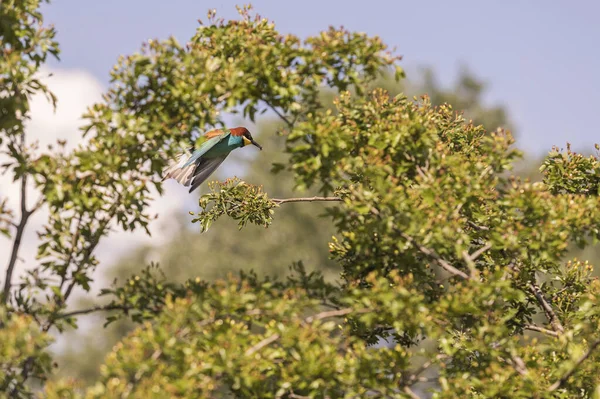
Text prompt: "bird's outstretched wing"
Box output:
[[188, 156, 227, 193]]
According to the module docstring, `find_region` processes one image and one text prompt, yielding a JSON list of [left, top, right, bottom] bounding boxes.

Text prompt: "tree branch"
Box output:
[[31, 195, 45, 213], [405, 360, 433, 385], [528, 283, 564, 334], [402, 354, 447, 390], [509, 355, 528, 376], [304, 307, 353, 323], [2, 174, 33, 304], [467, 220, 490, 231], [399, 231, 470, 280], [403, 386, 421, 399], [549, 338, 600, 391], [461, 243, 492, 279], [468, 243, 492, 262], [524, 324, 559, 337], [50, 304, 128, 321], [58, 214, 82, 293], [245, 333, 280, 356], [272, 196, 342, 205]]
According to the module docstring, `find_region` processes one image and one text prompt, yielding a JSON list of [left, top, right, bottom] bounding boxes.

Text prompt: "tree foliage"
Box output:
[[99, 90, 600, 398], [55, 67, 516, 385], [0, 308, 52, 397], [2, 1, 600, 398]]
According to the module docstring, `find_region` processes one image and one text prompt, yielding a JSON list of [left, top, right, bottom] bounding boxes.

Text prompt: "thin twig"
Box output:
[[272, 196, 342, 205], [528, 283, 564, 334], [31, 195, 45, 213], [264, 102, 294, 128], [399, 231, 470, 280], [461, 243, 492, 279], [10, 357, 35, 397], [245, 333, 280, 356], [50, 304, 128, 321], [469, 243, 492, 261], [403, 386, 421, 399], [58, 214, 82, 293], [415, 165, 429, 180], [467, 220, 490, 231], [404, 354, 448, 387], [304, 307, 353, 323], [549, 338, 600, 391], [524, 324, 559, 337], [461, 250, 478, 279], [405, 360, 433, 385], [510, 355, 528, 376]]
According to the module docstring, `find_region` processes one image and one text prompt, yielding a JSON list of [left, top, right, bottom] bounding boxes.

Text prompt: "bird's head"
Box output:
[[232, 127, 262, 150]]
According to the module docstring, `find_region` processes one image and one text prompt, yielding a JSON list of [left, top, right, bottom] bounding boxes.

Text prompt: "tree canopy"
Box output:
[[2, 1, 600, 398], [52, 52, 517, 385]]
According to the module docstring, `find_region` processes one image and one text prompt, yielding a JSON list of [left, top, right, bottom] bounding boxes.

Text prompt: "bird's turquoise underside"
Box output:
[[204, 134, 243, 158], [181, 130, 243, 167]]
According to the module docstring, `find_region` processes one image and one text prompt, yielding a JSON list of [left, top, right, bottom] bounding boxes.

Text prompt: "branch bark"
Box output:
[[468, 243, 492, 262], [467, 220, 490, 231], [304, 307, 353, 323], [51, 304, 128, 321], [272, 196, 342, 205], [2, 174, 34, 304], [524, 324, 559, 337], [509, 355, 528, 376], [403, 387, 421, 399], [399, 231, 470, 280], [528, 283, 564, 334], [245, 333, 280, 356]]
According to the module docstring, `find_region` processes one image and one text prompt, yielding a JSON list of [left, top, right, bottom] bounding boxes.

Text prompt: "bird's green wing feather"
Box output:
[[181, 129, 230, 168]]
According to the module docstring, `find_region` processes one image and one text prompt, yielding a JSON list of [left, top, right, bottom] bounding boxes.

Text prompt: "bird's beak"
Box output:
[[251, 139, 263, 150]]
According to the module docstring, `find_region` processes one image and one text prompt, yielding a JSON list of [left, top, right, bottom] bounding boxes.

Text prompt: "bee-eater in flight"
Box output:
[[163, 126, 262, 193]]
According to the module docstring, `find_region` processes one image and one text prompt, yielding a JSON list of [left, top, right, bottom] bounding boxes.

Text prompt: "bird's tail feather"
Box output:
[[163, 151, 227, 192], [162, 151, 196, 187]]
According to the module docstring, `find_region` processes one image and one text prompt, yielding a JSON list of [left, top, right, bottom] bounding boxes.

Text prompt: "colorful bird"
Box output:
[[163, 126, 262, 193]]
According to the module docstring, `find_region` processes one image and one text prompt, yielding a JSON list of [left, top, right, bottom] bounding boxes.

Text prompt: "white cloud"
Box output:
[[26, 67, 105, 152], [0, 67, 189, 292]]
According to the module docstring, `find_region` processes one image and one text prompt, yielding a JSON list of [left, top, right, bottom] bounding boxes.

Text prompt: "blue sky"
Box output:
[[41, 0, 600, 155]]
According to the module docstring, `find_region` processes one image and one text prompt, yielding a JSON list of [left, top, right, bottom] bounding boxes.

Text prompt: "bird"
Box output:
[[162, 126, 262, 193]]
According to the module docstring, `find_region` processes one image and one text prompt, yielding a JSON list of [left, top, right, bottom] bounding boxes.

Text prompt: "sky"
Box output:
[[2, 1, 600, 296], [39, 0, 600, 154]]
